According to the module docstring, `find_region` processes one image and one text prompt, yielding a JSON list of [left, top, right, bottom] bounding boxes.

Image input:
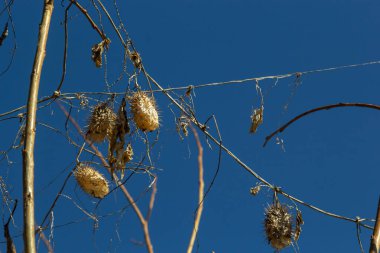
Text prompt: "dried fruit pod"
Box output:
[[86, 103, 117, 142], [130, 91, 159, 132], [264, 203, 292, 250], [74, 165, 109, 198]]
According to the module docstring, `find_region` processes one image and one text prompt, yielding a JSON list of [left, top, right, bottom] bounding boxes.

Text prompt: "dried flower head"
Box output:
[[86, 103, 117, 142], [264, 203, 292, 251], [130, 91, 159, 132], [74, 165, 109, 198], [250, 106, 263, 133]]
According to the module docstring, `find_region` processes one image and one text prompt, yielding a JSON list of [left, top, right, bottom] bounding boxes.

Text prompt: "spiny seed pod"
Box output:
[[74, 165, 109, 198], [86, 103, 117, 142], [130, 91, 159, 132], [264, 203, 292, 251]]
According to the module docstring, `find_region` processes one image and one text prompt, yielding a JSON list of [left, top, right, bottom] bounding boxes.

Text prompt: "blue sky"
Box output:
[[0, 0, 379, 252]]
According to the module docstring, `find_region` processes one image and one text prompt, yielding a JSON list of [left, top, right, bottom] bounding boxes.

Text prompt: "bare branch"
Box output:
[[370, 197, 380, 253], [23, 1, 54, 253], [187, 125, 204, 253], [146, 179, 157, 222], [263, 103, 380, 147], [70, 0, 107, 41]]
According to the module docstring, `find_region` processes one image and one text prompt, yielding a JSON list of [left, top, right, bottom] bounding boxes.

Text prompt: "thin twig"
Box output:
[[96, 0, 127, 49], [356, 218, 365, 253], [145, 71, 375, 230], [23, 1, 54, 253], [1, 59, 379, 120], [4, 200, 17, 253], [146, 179, 157, 221], [37, 230, 53, 253], [263, 103, 380, 147], [187, 125, 204, 253], [55, 3, 72, 92], [70, 0, 107, 40], [370, 197, 380, 253]]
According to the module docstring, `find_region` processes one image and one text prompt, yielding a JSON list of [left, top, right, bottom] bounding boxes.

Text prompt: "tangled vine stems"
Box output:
[[144, 72, 375, 231], [56, 101, 155, 253], [263, 102, 380, 147], [23, 1, 54, 253], [1, 60, 380, 120]]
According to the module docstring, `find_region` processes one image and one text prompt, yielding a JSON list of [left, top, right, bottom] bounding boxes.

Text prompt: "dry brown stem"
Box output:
[[70, 0, 107, 41], [263, 102, 380, 147], [370, 197, 380, 253], [145, 72, 374, 230], [37, 230, 53, 253], [23, 1, 54, 253], [56, 101, 154, 253], [186, 125, 204, 253], [146, 179, 157, 222]]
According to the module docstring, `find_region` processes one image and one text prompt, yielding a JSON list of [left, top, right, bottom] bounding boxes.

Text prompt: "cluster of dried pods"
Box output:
[[75, 91, 159, 198]]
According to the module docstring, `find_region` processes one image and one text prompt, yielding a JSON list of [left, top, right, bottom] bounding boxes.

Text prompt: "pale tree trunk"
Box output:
[[23, 1, 54, 253]]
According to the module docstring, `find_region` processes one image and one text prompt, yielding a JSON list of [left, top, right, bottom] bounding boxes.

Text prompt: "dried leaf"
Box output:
[[91, 39, 110, 68], [130, 51, 142, 69], [293, 209, 304, 242], [249, 106, 263, 133]]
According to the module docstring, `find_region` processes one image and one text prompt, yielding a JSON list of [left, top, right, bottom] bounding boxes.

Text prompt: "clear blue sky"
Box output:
[[0, 0, 379, 252]]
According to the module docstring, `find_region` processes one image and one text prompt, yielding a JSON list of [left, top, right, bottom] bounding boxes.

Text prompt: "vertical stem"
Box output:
[[370, 197, 380, 253], [187, 125, 204, 253], [23, 1, 54, 253]]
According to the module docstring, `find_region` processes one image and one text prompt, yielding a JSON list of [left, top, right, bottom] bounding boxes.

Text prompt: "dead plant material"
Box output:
[[250, 106, 263, 133], [177, 115, 189, 138], [264, 203, 292, 251], [130, 91, 159, 132], [293, 209, 304, 242], [0, 23, 8, 46], [250, 185, 261, 196], [74, 165, 109, 198], [130, 51, 142, 69], [91, 38, 110, 68], [108, 98, 131, 177], [86, 103, 117, 143]]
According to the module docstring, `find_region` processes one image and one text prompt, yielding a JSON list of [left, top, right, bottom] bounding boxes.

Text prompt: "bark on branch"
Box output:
[[23, 1, 54, 253]]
